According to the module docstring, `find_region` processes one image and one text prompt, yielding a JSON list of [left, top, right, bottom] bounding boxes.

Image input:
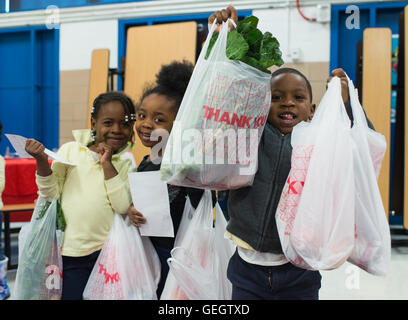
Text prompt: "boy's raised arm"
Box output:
[[327, 68, 374, 130]]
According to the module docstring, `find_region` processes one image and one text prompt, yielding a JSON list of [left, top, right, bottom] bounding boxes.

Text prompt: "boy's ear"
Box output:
[[308, 103, 316, 121]]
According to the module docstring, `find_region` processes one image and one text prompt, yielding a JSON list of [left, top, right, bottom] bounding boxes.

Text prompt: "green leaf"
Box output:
[[226, 30, 249, 60], [56, 200, 66, 232], [205, 15, 284, 73], [237, 16, 259, 34], [205, 33, 219, 59], [259, 32, 284, 69], [245, 28, 263, 60], [241, 56, 271, 74], [36, 201, 51, 220]]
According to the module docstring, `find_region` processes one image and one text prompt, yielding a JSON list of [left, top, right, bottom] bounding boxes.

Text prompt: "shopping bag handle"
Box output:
[[205, 19, 235, 62], [345, 75, 371, 130], [207, 18, 236, 34], [228, 18, 237, 29]]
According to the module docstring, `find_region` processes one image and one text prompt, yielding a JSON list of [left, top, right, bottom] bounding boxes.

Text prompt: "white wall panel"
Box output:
[[254, 7, 330, 63], [60, 19, 117, 71]]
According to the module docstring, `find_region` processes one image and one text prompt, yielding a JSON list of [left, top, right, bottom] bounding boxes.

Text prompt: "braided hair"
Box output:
[[137, 60, 194, 112], [90, 91, 136, 144]]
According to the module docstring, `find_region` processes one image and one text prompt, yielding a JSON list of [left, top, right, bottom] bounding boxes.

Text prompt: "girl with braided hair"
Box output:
[[25, 91, 137, 300]]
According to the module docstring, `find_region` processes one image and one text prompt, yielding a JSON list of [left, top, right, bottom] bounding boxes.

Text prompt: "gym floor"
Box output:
[[4, 227, 408, 300]]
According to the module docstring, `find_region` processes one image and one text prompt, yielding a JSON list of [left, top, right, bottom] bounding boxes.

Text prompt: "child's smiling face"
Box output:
[[91, 101, 133, 153], [268, 72, 315, 135], [135, 93, 177, 148]]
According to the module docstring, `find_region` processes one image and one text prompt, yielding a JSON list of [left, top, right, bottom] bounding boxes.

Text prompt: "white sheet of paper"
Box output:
[[5, 134, 75, 166], [128, 171, 174, 237]]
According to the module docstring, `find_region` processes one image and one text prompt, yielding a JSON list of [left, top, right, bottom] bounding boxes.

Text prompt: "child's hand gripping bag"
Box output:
[[13, 198, 64, 300], [83, 214, 161, 300], [346, 77, 391, 276], [160, 19, 272, 190], [276, 77, 355, 270]]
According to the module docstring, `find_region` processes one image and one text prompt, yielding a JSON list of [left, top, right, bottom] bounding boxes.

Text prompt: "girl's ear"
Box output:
[[90, 117, 96, 131]]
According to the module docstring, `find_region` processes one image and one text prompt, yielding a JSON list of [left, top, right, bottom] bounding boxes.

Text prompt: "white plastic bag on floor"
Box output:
[[13, 198, 64, 300], [83, 214, 161, 300], [160, 20, 271, 190], [346, 77, 391, 276], [276, 77, 355, 270], [161, 191, 234, 300]]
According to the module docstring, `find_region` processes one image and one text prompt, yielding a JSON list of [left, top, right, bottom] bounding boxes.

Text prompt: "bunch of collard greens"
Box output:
[[205, 16, 284, 73]]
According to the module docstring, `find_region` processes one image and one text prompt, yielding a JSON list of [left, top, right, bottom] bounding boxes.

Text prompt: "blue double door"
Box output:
[[0, 27, 59, 156]]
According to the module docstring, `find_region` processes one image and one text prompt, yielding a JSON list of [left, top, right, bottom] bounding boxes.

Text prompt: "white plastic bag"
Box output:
[[276, 77, 355, 270], [213, 200, 235, 299], [275, 144, 314, 269], [13, 198, 63, 300], [83, 214, 161, 300], [160, 20, 271, 190], [161, 191, 234, 300], [346, 77, 391, 276], [160, 197, 195, 300], [18, 223, 31, 263], [174, 196, 195, 248]]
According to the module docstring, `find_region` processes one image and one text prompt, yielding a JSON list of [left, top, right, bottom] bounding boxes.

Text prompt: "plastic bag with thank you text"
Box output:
[[160, 19, 272, 190]]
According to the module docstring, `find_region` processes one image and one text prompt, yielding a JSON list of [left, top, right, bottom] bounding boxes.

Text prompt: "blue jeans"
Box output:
[[61, 250, 101, 300], [227, 250, 321, 300]]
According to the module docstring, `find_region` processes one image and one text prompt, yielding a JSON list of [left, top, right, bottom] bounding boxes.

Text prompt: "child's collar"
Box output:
[[265, 122, 290, 136]]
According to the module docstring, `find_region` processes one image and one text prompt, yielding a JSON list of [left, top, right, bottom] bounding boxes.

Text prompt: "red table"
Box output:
[[2, 158, 52, 222], [1, 158, 52, 269]]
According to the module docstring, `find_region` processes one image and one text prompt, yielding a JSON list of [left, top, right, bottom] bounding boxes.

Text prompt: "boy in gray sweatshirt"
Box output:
[[210, 5, 373, 300]]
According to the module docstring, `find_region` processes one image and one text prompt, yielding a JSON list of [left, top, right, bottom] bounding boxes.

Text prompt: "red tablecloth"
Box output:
[[2, 158, 52, 222]]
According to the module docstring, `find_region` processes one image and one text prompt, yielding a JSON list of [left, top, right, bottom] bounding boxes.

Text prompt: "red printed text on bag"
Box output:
[[277, 145, 313, 236], [201, 74, 270, 129], [98, 263, 120, 284]]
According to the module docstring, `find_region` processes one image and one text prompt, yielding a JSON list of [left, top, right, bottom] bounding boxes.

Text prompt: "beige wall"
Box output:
[[59, 69, 91, 146]]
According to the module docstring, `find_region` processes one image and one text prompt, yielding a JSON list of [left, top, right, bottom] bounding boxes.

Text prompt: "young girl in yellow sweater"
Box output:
[[25, 91, 136, 300]]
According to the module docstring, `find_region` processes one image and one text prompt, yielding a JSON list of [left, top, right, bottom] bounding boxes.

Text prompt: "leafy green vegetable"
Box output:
[[35, 199, 66, 232], [237, 15, 259, 34], [245, 28, 263, 60], [205, 15, 284, 73], [259, 32, 284, 70], [56, 200, 66, 232], [37, 201, 52, 220], [241, 56, 270, 74], [225, 30, 249, 60]]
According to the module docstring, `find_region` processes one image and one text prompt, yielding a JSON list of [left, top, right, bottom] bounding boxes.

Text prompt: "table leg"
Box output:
[[3, 212, 11, 269]]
